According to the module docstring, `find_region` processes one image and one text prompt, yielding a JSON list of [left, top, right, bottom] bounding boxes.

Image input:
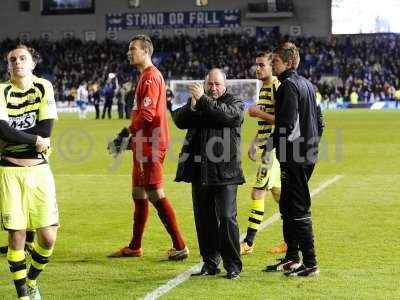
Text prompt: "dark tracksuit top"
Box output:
[[268, 68, 324, 267], [168, 91, 245, 274], [271, 69, 324, 165]]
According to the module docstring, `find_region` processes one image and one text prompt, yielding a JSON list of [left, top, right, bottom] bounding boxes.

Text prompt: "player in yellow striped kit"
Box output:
[[240, 52, 287, 255]]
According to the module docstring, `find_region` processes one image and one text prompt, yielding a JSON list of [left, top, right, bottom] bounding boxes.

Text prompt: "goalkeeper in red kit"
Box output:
[[108, 35, 188, 260]]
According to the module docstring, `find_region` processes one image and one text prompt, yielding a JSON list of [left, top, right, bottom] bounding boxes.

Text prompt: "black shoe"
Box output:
[[284, 264, 320, 277], [191, 268, 221, 277], [226, 271, 240, 280], [264, 258, 301, 272], [0, 245, 8, 254]]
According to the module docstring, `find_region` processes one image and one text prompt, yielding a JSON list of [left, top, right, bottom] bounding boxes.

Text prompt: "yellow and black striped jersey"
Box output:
[[256, 79, 280, 150], [0, 76, 57, 157]]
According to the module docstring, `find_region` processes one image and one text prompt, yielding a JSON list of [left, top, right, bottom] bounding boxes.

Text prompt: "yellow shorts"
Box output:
[[0, 164, 59, 231], [253, 149, 281, 190]]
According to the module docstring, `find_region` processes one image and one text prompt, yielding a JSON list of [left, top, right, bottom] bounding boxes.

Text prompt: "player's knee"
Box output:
[[36, 227, 57, 249], [251, 188, 265, 200], [8, 230, 26, 250], [147, 188, 165, 203], [39, 238, 55, 250], [132, 187, 146, 199]]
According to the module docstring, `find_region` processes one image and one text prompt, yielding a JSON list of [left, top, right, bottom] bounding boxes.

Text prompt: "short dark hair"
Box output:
[[8, 44, 42, 65], [256, 51, 272, 61], [130, 34, 154, 56], [273, 42, 300, 69]]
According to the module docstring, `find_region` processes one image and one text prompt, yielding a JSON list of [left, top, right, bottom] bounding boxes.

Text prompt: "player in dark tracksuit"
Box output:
[[264, 42, 324, 277]]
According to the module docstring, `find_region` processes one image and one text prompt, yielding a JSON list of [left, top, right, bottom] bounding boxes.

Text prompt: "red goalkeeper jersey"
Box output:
[[130, 65, 169, 156]]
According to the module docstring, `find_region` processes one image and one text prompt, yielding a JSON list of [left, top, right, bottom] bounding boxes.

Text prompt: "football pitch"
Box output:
[[0, 109, 399, 299]]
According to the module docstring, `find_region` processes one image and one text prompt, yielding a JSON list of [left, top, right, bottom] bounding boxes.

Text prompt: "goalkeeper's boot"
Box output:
[[107, 246, 143, 258], [240, 241, 254, 255], [165, 246, 189, 261], [284, 264, 320, 277], [263, 258, 301, 272], [27, 283, 41, 300], [267, 241, 288, 254]]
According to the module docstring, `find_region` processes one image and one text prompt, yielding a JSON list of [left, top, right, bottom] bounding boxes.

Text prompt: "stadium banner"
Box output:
[[106, 10, 240, 31]]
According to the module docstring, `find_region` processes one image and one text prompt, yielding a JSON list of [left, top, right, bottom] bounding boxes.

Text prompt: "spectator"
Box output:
[[2, 34, 400, 104], [101, 83, 114, 119], [76, 81, 89, 119], [89, 81, 101, 119]]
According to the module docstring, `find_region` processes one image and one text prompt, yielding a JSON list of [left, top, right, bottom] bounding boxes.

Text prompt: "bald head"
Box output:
[[205, 68, 227, 99]]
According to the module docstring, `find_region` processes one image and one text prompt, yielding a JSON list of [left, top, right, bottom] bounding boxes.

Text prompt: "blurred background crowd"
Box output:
[[1, 32, 400, 116]]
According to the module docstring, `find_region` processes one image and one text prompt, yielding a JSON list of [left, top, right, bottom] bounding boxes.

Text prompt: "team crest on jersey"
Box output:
[[143, 97, 152, 107], [144, 80, 152, 85], [26, 95, 36, 104]]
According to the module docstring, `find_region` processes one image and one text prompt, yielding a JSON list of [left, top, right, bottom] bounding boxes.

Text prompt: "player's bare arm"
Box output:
[[248, 105, 275, 123]]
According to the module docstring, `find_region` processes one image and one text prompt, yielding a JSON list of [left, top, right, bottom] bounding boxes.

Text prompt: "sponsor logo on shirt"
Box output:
[[9, 112, 37, 130]]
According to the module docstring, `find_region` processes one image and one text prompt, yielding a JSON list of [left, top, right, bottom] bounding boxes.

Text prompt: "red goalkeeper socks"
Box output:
[[129, 199, 149, 250], [153, 197, 186, 250]]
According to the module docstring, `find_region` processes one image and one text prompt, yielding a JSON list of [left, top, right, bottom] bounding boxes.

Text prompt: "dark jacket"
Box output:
[[272, 69, 324, 165], [169, 91, 245, 186]]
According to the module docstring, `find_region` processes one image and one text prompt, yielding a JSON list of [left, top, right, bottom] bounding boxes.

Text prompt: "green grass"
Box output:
[[0, 109, 399, 299]]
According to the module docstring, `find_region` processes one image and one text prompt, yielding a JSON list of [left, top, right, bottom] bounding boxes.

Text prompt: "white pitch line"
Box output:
[[257, 174, 344, 234], [142, 174, 344, 300]]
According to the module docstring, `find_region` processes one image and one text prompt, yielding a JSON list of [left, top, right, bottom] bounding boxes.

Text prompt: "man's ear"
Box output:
[[286, 59, 294, 69]]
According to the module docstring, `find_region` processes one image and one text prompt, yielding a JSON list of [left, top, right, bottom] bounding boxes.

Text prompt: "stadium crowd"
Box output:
[[1, 33, 400, 109]]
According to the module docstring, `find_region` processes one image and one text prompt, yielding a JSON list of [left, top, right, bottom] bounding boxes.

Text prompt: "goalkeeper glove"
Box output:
[[107, 127, 131, 156]]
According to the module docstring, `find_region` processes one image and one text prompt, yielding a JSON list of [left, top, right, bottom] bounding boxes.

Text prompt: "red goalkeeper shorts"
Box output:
[[132, 150, 166, 189]]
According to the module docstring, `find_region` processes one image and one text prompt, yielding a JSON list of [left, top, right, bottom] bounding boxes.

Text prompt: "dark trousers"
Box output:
[[117, 100, 124, 119], [102, 100, 113, 119], [279, 163, 317, 267], [94, 103, 100, 119], [125, 105, 132, 119], [191, 184, 242, 273]]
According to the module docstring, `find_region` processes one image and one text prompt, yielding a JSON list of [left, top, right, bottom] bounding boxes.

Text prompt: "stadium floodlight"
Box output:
[[128, 0, 140, 8], [196, 0, 208, 7]]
